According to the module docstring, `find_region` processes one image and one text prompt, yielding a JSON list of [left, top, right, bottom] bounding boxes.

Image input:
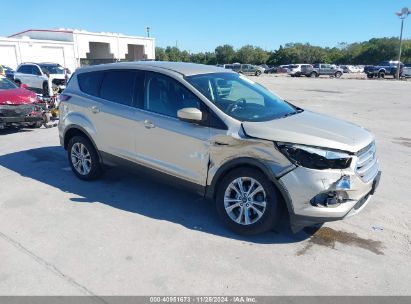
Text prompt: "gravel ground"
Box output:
[[0, 76, 410, 296]]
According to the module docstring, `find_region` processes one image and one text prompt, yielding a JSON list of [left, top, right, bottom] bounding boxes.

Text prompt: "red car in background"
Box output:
[[0, 76, 43, 129]]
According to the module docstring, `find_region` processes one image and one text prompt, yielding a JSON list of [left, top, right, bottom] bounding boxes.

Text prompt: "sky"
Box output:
[[1, 0, 410, 52]]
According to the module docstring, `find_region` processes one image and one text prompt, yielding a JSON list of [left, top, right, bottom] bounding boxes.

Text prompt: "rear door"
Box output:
[[31, 65, 45, 89], [76, 69, 143, 160]]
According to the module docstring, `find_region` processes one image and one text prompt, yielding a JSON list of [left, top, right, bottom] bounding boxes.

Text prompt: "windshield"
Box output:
[[186, 73, 298, 122], [40, 65, 65, 74], [0, 77, 18, 90]]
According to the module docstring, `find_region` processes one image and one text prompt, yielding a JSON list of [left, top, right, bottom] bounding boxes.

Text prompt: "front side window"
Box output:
[[186, 73, 297, 122], [32, 66, 41, 75], [144, 72, 200, 118]]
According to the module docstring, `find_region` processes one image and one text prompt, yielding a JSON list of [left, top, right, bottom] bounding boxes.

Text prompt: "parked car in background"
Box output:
[[288, 64, 312, 77], [339, 65, 350, 73], [0, 64, 15, 81], [14, 62, 69, 96], [402, 63, 411, 78], [301, 63, 343, 78], [264, 66, 279, 74], [231, 64, 264, 76], [59, 61, 380, 235], [365, 61, 403, 79], [278, 65, 290, 73], [0, 76, 43, 129]]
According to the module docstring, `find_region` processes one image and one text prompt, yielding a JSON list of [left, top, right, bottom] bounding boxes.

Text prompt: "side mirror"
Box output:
[[177, 107, 202, 123], [20, 83, 28, 89]]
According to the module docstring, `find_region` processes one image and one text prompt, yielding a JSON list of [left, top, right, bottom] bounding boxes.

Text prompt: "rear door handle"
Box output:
[[89, 106, 100, 114], [144, 119, 155, 129]]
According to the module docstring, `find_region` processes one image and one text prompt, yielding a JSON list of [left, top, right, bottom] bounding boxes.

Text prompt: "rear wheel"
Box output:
[[367, 74, 374, 79], [335, 71, 342, 78], [255, 70, 262, 76], [67, 136, 103, 180], [216, 168, 281, 235]]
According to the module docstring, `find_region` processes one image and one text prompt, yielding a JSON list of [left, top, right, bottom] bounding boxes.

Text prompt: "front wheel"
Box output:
[[67, 136, 103, 180], [255, 70, 262, 76], [335, 71, 342, 78], [216, 168, 282, 235]]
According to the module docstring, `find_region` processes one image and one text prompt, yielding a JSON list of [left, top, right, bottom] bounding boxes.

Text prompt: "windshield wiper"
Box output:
[[282, 110, 299, 118]]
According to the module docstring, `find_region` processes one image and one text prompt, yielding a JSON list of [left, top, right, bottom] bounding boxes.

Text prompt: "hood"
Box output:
[[0, 88, 37, 105], [49, 74, 66, 79], [242, 110, 374, 153]]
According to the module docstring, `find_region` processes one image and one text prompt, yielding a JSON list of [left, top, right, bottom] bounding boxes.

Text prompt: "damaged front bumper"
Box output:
[[280, 165, 381, 232], [0, 104, 43, 128]]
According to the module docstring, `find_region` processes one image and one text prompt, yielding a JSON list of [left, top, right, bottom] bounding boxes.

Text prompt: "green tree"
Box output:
[[215, 44, 236, 64], [165, 46, 182, 62], [236, 45, 256, 63], [155, 47, 169, 61]]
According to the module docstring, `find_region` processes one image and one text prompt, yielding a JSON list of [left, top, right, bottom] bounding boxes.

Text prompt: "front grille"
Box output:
[[52, 79, 66, 86], [356, 142, 379, 183]]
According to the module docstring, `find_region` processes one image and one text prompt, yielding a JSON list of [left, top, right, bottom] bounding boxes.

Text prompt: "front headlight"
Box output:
[[277, 142, 352, 170]]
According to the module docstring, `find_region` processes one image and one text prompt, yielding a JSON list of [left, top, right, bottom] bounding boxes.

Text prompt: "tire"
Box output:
[[29, 120, 43, 128], [42, 82, 49, 97], [216, 167, 282, 235], [367, 74, 374, 79], [67, 136, 103, 181], [15, 79, 21, 86], [378, 71, 385, 79], [335, 71, 342, 78], [255, 70, 262, 76], [310, 72, 318, 78]]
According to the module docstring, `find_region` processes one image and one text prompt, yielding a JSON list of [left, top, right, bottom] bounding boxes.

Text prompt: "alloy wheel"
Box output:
[[224, 177, 267, 225], [70, 142, 92, 175]]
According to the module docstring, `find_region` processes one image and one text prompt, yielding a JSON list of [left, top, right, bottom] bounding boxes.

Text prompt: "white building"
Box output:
[[0, 28, 155, 72]]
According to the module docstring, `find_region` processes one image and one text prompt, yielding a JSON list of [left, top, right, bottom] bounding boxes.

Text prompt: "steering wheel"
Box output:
[[226, 98, 247, 113]]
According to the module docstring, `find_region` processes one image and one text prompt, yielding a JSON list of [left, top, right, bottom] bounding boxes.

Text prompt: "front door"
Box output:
[[133, 72, 211, 186]]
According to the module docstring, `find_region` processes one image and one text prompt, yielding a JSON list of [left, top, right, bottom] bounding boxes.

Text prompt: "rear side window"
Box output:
[[100, 71, 135, 106], [17, 65, 32, 74], [78, 71, 104, 96]]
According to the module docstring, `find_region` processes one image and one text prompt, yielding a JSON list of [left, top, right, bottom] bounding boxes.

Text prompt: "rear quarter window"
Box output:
[[78, 71, 104, 96]]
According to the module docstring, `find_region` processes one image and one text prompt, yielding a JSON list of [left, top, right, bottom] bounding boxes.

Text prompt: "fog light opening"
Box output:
[[310, 191, 349, 208]]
